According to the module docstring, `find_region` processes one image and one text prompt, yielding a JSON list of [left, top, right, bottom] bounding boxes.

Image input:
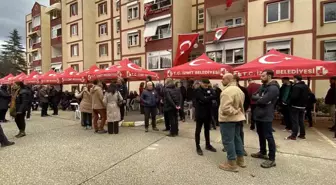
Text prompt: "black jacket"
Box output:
[[0, 87, 11, 110], [194, 87, 216, 120], [307, 92, 317, 109], [186, 87, 193, 102], [163, 84, 182, 112], [214, 87, 222, 107], [118, 84, 128, 100], [15, 87, 30, 113], [325, 84, 336, 105], [290, 81, 309, 109], [180, 86, 187, 101], [238, 85, 250, 112], [252, 81, 280, 122]]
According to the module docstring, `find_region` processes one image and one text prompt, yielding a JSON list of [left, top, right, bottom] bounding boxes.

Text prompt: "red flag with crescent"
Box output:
[[173, 33, 199, 66], [213, 26, 228, 41], [226, 0, 233, 8]]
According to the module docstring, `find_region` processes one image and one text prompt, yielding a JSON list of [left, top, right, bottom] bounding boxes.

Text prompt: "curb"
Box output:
[[120, 117, 164, 127]]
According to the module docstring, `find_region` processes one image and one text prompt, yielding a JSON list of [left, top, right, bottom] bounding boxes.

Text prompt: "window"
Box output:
[[225, 49, 244, 64], [51, 25, 62, 38], [70, 3, 78, 17], [128, 6, 139, 20], [32, 36, 41, 44], [32, 16, 41, 28], [267, 0, 289, 23], [207, 51, 222, 63], [116, 0, 120, 11], [198, 8, 204, 24], [116, 19, 121, 32], [324, 2, 336, 23], [70, 23, 78, 36], [130, 58, 141, 66], [71, 64, 79, 71], [188, 53, 201, 61], [99, 23, 108, 36], [32, 51, 41, 61], [128, 32, 139, 47], [266, 40, 291, 54], [147, 51, 172, 70], [152, 24, 171, 40], [99, 44, 108, 57], [71, 44, 79, 57], [28, 22, 32, 32], [117, 42, 121, 54], [51, 10, 61, 20], [99, 64, 109, 69], [225, 17, 243, 27], [324, 41, 336, 61], [198, 34, 204, 43], [150, 0, 171, 11], [29, 39, 32, 48], [98, 2, 107, 16]]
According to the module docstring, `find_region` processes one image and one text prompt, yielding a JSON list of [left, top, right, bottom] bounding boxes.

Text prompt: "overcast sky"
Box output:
[[0, 0, 49, 50]]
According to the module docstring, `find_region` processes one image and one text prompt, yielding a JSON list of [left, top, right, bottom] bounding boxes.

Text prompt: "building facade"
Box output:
[[25, 0, 336, 96]]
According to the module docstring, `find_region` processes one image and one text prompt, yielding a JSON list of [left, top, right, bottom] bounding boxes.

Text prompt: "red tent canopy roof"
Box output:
[[24, 71, 40, 85], [39, 69, 61, 84], [12, 72, 27, 83], [234, 49, 336, 79], [118, 59, 159, 80], [164, 53, 232, 79], [61, 67, 87, 84], [0, 74, 14, 84]]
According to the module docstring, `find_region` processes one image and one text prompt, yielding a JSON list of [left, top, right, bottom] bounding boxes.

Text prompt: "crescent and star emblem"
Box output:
[[127, 63, 141, 70], [258, 54, 291, 64], [180, 40, 192, 55], [189, 59, 212, 66]]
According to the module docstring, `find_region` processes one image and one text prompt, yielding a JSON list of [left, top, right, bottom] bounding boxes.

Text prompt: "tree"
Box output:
[[0, 29, 27, 77]]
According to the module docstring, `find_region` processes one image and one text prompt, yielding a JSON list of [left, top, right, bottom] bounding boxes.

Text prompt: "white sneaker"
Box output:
[[26, 118, 30, 121]]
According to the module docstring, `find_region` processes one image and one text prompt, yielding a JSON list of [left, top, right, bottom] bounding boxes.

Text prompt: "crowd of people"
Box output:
[[0, 71, 335, 173]]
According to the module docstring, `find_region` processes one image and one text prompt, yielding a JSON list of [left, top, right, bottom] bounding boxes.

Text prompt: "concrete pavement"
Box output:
[[0, 110, 335, 185]]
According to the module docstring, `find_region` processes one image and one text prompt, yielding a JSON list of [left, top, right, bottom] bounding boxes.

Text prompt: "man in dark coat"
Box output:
[[325, 77, 336, 131], [279, 77, 293, 131], [49, 86, 59, 115], [117, 78, 128, 121], [286, 75, 309, 140], [194, 79, 217, 156], [25, 85, 34, 120], [141, 82, 159, 132], [14, 82, 30, 138], [163, 78, 182, 137], [0, 85, 11, 122], [39, 86, 49, 117], [176, 81, 187, 122], [247, 79, 261, 130]]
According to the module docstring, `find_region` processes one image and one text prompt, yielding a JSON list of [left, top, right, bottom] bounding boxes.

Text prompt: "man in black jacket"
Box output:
[[251, 70, 279, 169], [194, 79, 217, 156], [279, 77, 293, 131], [0, 85, 11, 122], [14, 82, 30, 138], [176, 81, 186, 122], [49, 86, 58, 116], [39, 86, 49, 117], [163, 78, 182, 137], [325, 77, 336, 131], [117, 78, 128, 121], [141, 82, 159, 132], [286, 75, 309, 140]]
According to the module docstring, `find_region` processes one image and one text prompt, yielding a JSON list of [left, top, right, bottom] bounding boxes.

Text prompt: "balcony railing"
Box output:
[[51, 36, 62, 45], [51, 56, 62, 63], [32, 60, 41, 67], [205, 25, 245, 43], [32, 42, 41, 49]]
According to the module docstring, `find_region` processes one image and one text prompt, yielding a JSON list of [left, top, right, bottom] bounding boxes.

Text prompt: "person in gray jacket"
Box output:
[[251, 70, 279, 169]]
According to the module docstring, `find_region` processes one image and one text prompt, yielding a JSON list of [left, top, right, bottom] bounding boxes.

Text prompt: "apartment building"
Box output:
[[26, 2, 51, 74]]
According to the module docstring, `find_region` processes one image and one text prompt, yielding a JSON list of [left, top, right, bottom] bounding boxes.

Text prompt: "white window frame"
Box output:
[[116, 0, 120, 11], [198, 34, 204, 43], [70, 3, 78, 17], [147, 50, 172, 70], [51, 25, 62, 39], [224, 48, 244, 64], [51, 10, 60, 20], [98, 2, 107, 16], [32, 16, 41, 28], [324, 2, 336, 23], [153, 24, 171, 40], [116, 19, 121, 32], [266, 40, 291, 54], [198, 8, 204, 24], [324, 40, 336, 61], [130, 58, 141, 66], [117, 42, 121, 54], [128, 32, 139, 47], [71, 24, 78, 36], [32, 51, 41, 61], [71, 44, 79, 57], [99, 23, 107, 36], [150, 0, 172, 11], [206, 51, 223, 63], [128, 5, 139, 20], [99, 44, 108, 57], [225, 17, 244, 27], [266, 0, 290, 23]]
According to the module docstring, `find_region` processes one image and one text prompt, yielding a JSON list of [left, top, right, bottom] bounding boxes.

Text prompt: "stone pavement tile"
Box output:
[[82, 137, 336, 185], [0, 126, 164, 185]]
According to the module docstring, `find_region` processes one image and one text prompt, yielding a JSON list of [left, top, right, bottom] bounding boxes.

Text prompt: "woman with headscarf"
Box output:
[[76, 85, 93, 129]]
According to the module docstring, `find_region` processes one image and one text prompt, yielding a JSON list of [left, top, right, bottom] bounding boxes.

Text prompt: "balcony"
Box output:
[[51, 17, 61, 27], [146, 38, 172, 52], [32, 42, 41, 49], [205, 25, 245, 43], [144, 0, 172, 20], [51, 56, 62, 63], [51, 45, 62, 63], [32, 60, 41, 67]]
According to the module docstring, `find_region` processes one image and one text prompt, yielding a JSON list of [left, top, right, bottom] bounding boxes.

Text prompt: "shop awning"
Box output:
[[45, 3, 61, 14]]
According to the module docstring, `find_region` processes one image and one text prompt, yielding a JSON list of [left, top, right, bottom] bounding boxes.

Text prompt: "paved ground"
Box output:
[[0, 110, 336, 185]]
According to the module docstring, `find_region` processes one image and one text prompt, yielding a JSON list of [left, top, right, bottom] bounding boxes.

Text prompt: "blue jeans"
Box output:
[[220, 122, 244, 160], [256, 121, 276, 161]]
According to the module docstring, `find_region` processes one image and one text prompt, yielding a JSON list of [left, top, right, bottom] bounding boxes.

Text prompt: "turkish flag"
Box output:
[[213, 26, 228, 41], [173, 33, 199, 66], [143, 4, 152, 21], [226, 0, 233, 8]]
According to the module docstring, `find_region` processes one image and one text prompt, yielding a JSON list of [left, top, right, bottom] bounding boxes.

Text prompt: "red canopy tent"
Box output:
[[61, 67, 87, 84], [87, 65, 101, 82], [39, 70, 61, 84], [11, 72, 27, 83], [94, 66, 121, 80], [164, 53, 232, 79], [0, 74, 14, 85], [118, 59, 159, 80], [234, 49, 336, 79], [24, 71, 40, 85]]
